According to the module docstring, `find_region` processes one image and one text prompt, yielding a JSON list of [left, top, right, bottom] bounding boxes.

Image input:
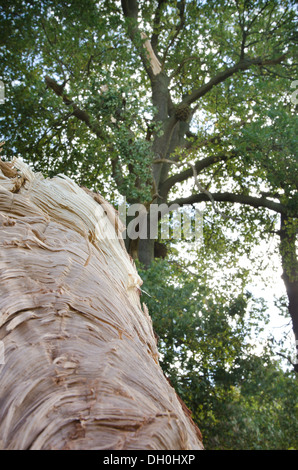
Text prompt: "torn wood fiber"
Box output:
[[0, 158, 203, 450]]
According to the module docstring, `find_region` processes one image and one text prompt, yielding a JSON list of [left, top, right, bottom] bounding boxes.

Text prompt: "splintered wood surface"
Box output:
[[0, 158, 203, 450]]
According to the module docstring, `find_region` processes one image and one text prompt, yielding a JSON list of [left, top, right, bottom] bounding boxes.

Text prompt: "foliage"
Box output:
[[138, 257, 298, 450], [0, 0, 297, 449], [1, 1, 297, 202]]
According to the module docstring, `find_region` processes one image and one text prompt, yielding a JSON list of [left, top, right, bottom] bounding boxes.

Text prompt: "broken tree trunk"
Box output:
[[0, 158, 203, 450]]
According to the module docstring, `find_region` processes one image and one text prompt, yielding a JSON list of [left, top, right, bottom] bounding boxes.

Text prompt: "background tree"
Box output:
[[1, 0, 297, 359], [0, 0, 297, 447]]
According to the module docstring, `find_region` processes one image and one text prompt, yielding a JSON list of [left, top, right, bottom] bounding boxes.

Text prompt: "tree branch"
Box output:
[[45, 75, 106, 141], [160, 153, 237, 196], [111, 155, 125, 189], [121, 0, 138, 19], [275, 351, 296, 368], [141, 32, 162, 76], [45, 76, 127, 191], [154, 157, 242, 219], [180, 54, 287, 107], [154, 154, 287, 220], [41, 20, 72, 80], [151, 0, 167, 55], [161, 0, 186, 65], [121, 0, 161, 80], [169, 191, 286, 214]]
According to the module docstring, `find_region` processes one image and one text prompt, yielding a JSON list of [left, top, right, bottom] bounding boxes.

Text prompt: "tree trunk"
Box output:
[[138, 238, 155, 268], [0, 158, 203, 450], [280, 214, 298, 371]]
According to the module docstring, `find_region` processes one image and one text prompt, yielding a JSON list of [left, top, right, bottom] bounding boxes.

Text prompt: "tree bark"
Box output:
[[279, 214, 298, 371], [0, 159, 203, 450], [138, 238, 156, 268]]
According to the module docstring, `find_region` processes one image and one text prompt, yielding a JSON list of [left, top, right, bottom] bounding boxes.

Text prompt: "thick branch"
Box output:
[[121, 0, 161, 80], [141, 32, 162, 76], [45, 75, 106, 141], [121, 0, 138, 19], [160, 153, 236, 196], [151, 0, 167, 54], [45, 76, 125, 191], [181, 54, 287, 106], [111, 156, 125, 189], [158, 118, 248, 192], [169, 191, 286, 214]]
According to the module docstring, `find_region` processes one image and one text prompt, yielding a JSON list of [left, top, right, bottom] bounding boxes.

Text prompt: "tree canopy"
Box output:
[[0, 0, 297, 449]]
